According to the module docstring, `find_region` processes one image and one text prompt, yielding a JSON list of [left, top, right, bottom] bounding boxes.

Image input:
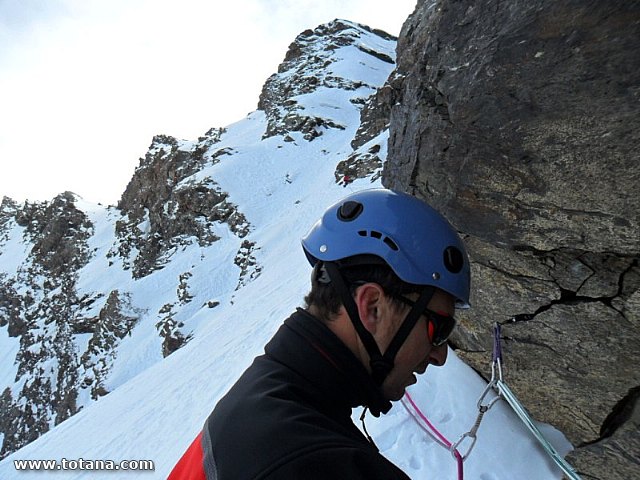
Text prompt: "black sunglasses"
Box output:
[[392, 295, 456, 347]]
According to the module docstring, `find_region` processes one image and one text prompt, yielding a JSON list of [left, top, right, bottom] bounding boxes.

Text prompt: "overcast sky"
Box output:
[[0, 0, 417, 206]]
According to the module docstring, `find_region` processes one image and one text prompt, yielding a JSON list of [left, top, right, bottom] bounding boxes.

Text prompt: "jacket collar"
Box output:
[[265, 308, 392, 417]]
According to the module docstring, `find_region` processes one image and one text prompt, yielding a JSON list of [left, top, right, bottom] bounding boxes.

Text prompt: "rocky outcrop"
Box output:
[[79, 290, 140, 398], [335, 80, 400, 186], [258, 19, 396, 142], [334, 142, 384, 186], [0, 197, 18, 230], [234, 240, 262, 291], [350, 73, 401, 152], [0, 193, 95, 457], [384, 1, 639, 478], [115, 133, 250, 278], [155, 273, 194, 358], [257, 19, 398, 186], [15, 192, 94, 276]]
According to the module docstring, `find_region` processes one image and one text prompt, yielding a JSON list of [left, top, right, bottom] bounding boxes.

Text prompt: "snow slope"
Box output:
[[0, 20, 573, 480]]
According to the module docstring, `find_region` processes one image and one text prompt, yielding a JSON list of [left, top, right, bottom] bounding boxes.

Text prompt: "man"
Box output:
[[169, 188, 470, 479]]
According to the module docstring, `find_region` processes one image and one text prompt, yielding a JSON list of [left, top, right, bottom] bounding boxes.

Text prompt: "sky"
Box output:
[[0, 0, 417, 206]]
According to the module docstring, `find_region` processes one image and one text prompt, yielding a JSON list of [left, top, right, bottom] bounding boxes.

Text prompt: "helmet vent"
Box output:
[[338, 201, 363, 221], [443, 246, 464, 273], [383, 237, 399, 251], [358, 230, 399, 251]]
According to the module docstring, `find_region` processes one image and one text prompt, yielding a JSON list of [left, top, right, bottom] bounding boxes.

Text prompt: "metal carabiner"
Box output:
[[450, 430, 478, 460], [477, 379, 501, 411], [448, 323, 505, 463], [450, 382, 500, 461]]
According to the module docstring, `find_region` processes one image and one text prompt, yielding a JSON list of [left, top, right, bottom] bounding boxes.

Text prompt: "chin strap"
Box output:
[[324, 262, 389, 383], [323, 261, 434, 386]]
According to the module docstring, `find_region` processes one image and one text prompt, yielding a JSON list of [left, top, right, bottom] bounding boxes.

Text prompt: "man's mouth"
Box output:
[[414, 364, 427, 376]]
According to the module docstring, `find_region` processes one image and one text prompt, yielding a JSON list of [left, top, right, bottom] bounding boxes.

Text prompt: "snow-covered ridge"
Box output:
[[0, 18, 397, 461]]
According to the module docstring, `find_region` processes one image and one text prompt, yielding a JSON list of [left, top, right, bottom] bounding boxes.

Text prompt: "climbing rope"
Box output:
[[401, 321, 583, 480], [401, 392, 464, 480], [489, 321, 582, 480]]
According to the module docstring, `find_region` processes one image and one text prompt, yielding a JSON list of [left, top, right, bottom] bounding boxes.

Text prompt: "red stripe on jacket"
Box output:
[[168, 432, 206, 480]]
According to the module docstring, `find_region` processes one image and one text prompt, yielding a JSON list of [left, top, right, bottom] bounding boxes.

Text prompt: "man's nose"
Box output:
[[429, 343, 448, 367]]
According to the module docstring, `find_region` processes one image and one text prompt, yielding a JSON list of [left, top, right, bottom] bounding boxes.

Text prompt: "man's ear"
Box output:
[[353, 283, 385, 334]]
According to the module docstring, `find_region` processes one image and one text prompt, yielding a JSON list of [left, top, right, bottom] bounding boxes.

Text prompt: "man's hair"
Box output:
[[304, 256, 423, 322]]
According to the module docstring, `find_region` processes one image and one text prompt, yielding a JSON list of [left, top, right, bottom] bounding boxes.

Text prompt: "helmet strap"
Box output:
[[323, 262, 391, 384], [381, 286, 434, 368], [323, 262, 434, 386]]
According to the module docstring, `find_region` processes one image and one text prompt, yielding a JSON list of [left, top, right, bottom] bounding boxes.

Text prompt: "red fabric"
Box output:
[[168, 432, 206, 480]]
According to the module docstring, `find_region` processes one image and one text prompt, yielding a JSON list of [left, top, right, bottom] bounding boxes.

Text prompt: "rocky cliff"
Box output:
[[383, 1, 639, 478]]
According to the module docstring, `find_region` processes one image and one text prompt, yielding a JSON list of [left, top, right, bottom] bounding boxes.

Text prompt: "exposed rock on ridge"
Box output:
[[79, 290, 141, 399], [258, 19, 395, 143], [0, 193, 96, 457], [384, 1, 640, 478], [116, 132, 250, 279], [0, 127, 260, 458]]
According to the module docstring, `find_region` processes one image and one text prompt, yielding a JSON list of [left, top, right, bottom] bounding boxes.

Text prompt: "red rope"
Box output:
[[403, 392, 464, 480]]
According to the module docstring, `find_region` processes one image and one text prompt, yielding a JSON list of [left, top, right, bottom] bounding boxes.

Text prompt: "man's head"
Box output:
[[301, 189, 470, 402]]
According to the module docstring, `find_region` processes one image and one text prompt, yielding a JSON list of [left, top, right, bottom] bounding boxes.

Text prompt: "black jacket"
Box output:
[[201, 308, 411, 479]]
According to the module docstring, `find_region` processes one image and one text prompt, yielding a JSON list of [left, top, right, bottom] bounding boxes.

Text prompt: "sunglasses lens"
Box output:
[[393, 294, 456, 347], [428, 312, 456, 346]]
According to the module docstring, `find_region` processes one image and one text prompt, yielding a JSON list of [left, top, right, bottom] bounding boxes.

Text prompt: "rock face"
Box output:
[[258, 19, 398, 186], [384, 1, 639, 478]]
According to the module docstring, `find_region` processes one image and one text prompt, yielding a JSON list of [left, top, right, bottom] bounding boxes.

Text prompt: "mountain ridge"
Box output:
[[0, 18, 397, 460]]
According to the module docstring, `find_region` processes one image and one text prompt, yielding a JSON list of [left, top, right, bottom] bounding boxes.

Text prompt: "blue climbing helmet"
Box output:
[[301, 188, 470, 308]]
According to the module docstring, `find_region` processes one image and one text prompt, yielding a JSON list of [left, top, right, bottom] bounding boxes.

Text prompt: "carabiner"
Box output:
[[477, 379, 501, 411], [450, 430, 478, 460]]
